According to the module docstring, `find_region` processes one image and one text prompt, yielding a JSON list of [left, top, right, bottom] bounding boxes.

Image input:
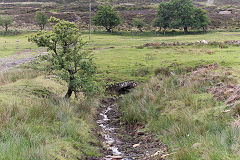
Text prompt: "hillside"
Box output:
[[0, 0, 240, 30]]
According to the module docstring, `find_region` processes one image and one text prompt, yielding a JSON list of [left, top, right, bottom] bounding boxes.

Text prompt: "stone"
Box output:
[[133, 143, 140, 148], [137, 131, 145, 136], [111, 155, 122, 160], [219, 11, 232, 15]]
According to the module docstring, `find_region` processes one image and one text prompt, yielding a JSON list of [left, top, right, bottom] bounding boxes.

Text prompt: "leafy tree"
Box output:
[[153, 2, 172, 34], [192, 8, 210, 32], [92, 5, 121, 32], [0, 16, 13, 32], [35, 11, 48, 30], [153, 0, 210, 34], [133, 18, 145, 32], [170, 0, 194, 34], [29, 17, 97, 99]]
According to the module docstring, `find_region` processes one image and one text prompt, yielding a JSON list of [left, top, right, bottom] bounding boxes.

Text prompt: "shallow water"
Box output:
[[98, 105, 132, 160]]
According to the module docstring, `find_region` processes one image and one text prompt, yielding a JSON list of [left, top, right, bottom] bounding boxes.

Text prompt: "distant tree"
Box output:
[[170, 0, 195, 34], [35, 11, 48, 30], [29, 17, 97, 99], [152, 2, 172, 34], [92, 5, 121, 32], [192, 8, 210, 32], [153, 0, 209, 34], [0, 16, 13, 32], [133, 18, 145, 32]]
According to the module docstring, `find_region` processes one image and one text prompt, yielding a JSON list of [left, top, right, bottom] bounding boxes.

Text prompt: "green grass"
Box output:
[[81, 31, 240, 82], [2, 31, 240, 82], [2, 31, 240, 159], [0, 70, 101, 160], [119, 70, 240, 159], [0, 32, 38, 58]]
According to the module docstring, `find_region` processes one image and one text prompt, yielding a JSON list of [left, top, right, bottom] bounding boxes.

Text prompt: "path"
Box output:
[[0, 50, 47, 73]]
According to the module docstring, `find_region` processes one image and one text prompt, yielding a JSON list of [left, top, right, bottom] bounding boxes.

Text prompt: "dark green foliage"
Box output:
[[133, 18, 145, 32], [171, 0, 194, 34], [153, 0, 210, 33], [35, 11, 48, 30], [29, 17, 97, 99], [152, 2, 172, 34], [92, 5, 121, 32], [192, 8, 210, 32], [0, 16, 13, 32]]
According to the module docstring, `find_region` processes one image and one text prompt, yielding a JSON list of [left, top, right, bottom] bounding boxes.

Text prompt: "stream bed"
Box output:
[[97, 103, 131, 160], [97, 98, 167, 160]]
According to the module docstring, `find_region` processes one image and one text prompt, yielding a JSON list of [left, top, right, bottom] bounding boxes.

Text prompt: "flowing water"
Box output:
[[97, 104, 131, 160]]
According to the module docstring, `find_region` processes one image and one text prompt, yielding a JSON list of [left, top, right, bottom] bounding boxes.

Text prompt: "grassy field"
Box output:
[[82, 31, 240, 82], [0, 33, 39, 58], [1, 31, 240, 159], [2, 31, 240, 82]]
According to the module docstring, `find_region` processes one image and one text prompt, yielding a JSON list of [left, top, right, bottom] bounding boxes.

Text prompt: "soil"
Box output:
[[96, 98, 168, 160]]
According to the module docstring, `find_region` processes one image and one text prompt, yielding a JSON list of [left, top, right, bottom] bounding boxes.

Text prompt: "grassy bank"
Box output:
[[119, 65, 240, 159], [0, 70, 101, 160]]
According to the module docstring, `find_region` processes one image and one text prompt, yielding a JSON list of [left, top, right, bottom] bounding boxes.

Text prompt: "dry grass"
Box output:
[[0, 70, 101, 160], [119, 66, 240, 159]]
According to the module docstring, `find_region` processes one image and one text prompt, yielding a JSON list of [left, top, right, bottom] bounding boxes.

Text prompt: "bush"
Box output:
[[133, 18, 145, 32], [35, 11, 48, 30], [0, 15, 13, 32], [92, 5, 121, 32]]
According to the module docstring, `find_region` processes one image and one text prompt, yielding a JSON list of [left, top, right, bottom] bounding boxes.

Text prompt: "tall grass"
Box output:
[[119, 71, 240, 159], [0, 70, 101, 160]]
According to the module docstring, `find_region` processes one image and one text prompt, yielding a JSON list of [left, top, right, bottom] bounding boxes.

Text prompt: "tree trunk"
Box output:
[[5, 25, 8, 32], [106, 28, 111, 33], [65, 87, 73, 99], [184, 27, 188, 34], [202, 26, 206, 33], [163, 29, 166, 35]]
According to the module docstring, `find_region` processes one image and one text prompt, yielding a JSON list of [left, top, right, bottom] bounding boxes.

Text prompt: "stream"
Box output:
[[97, 103, 131, 160]]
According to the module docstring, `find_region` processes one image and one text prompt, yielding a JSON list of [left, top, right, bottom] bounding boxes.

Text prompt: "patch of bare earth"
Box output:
[[0, 50, 46, 74]]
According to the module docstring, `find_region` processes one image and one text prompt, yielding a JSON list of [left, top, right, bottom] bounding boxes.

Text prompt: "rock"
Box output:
[[219, 11, 232, 15], [222, 109, 231, 113], [201, 40, 209, 44], [133, 143, 140, 148], [137, 131, 145, 136], [107, 81, 137, 94], [111, 155, 122, 160]]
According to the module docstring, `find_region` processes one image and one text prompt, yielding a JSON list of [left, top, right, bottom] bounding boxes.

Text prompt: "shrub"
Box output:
[[0, 15, 13, 32], [92, 5, 121, 32], [133, 18, 145, 32], [35, 11, 48, 30]]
